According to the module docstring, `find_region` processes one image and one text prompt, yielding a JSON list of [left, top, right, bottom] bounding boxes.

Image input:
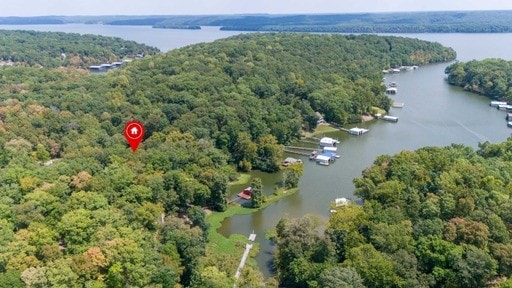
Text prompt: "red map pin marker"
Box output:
[[124, 120, 144, 152]]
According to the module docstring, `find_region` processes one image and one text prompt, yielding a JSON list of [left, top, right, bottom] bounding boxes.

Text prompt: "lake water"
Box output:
[[3, 24, 512, 277], [0, 24, 242, 52]]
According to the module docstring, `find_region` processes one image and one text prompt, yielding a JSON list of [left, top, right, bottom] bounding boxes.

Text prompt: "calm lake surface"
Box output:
[[3, 24, 512, 277]]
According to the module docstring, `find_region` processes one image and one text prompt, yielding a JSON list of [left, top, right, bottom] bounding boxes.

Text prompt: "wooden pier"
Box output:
[[234, 232, 257, 287]]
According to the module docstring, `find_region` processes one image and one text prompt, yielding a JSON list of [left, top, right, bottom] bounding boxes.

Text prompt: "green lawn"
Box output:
[[305, 123, 339, 137], [229, 173, 251, 186]]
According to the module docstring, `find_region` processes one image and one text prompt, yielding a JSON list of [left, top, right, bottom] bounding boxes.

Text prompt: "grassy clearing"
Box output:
[[229, 173, 251, 186], [206, 187, 299, 255], [303, 123, 339, 137], [371, 106, 387, 115]]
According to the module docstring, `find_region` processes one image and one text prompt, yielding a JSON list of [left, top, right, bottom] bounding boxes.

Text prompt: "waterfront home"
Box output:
[[315, 112, 325, 124], [281, 157, 302, 167], [237, 187, 252, 200]]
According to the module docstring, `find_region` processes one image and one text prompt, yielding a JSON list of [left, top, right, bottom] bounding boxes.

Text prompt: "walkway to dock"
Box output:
[[284, 145, 316, 156], [285, 146, 315, 151], [234, 232, 257, 287], [283, 149, 311, 156], [298, 139, 318, 145]]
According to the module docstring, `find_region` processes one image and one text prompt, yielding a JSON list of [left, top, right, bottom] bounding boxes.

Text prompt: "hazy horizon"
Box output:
[[2, 0, 512, 17]]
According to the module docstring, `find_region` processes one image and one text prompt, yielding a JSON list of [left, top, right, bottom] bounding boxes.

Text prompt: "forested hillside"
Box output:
[[446, 58, 512, 101], [0, 32, 456, 287], [0, 30, 159, 68], [274, 141, 512, 287], [118, 33, 454, 169]]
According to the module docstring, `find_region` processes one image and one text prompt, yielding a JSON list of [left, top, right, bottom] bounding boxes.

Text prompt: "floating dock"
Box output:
[[348, 127, 369, 135], [491, 101, 507, 107], [382, 115, 399, 122], [319, 137, 340, 147], [315, 155, 331, 166], [234, 232, 257, 285], [386, 87, 398, 94], [498, 104, 512, 111]]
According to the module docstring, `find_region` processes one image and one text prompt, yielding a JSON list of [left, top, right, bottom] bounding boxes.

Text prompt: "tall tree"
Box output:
[[250, 177, 263, 208]]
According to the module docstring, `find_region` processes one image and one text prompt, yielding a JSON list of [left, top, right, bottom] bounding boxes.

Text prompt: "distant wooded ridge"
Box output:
[[2, 11, 512, 32]]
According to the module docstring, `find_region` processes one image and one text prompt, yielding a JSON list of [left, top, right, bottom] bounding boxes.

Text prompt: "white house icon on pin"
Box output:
[[130, 127, 138, 135]]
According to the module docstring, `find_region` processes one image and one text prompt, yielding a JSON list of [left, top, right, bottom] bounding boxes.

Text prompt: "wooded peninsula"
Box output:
[[446, 58, 512, 101], [0, 30, 486, 287]]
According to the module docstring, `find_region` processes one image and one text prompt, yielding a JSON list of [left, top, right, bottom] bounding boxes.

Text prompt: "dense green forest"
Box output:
[[0, 30, 159, 68], [0, 32, 456, 287], [273, 141, 512, 287], [445, 58, 512, 102], [5, 11, 512, 33]]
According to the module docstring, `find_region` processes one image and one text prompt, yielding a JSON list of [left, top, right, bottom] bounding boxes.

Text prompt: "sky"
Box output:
[[2, 0, 512, 16]]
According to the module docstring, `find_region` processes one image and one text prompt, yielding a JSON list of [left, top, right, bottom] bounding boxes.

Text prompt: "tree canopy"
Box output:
[[0, 30, 159, 68], [0, 31, 457, 287], [446, 58, 512, 102]]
